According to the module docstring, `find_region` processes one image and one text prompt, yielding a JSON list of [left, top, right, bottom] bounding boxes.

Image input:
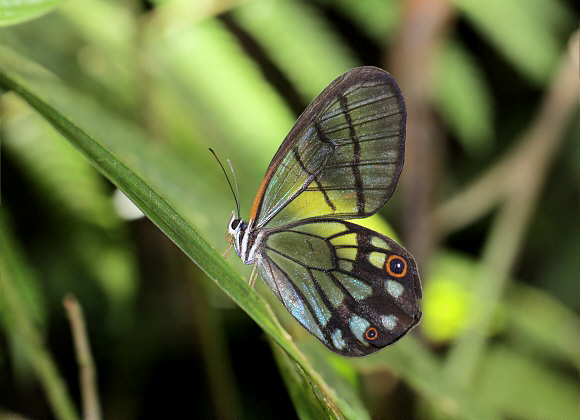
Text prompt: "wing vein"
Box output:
[[340, 95, 365, 215], [321, 109, 403, 135], [319, 91, 398, 123]]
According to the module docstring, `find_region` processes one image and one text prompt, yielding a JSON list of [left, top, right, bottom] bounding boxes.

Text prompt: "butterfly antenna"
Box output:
[[209, 148, 241, 219], [227, 159, 241, 217]]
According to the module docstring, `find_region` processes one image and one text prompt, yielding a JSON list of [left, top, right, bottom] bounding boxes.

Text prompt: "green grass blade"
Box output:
[[1, 214, 80, 420], [0, 0, 63, 27], [0, 45, 362, 419], [233, 0, 359, 101]]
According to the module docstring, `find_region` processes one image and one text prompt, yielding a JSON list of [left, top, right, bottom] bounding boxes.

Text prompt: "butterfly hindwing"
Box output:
[[251, 67, 406, 229], [255, 219, 421, 357]]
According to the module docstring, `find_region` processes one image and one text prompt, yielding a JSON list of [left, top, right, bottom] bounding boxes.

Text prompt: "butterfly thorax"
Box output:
[[227, 211, 263, 265]]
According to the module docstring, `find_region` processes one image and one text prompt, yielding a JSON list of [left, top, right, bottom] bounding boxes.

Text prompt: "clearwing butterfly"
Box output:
[[225, 66, 422, 357]]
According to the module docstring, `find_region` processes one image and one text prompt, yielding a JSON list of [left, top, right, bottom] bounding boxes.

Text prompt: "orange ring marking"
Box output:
[[385, 255, 407, 278], [365, 327, 378, 341]]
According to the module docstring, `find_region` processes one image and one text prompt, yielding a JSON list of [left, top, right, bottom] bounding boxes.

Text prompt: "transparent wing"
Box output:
[[255, 219, 421, 357], [250, 66, 406, 229]]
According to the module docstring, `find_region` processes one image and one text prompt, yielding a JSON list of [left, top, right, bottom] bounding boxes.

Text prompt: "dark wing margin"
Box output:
[[249, 66, 407, 229]]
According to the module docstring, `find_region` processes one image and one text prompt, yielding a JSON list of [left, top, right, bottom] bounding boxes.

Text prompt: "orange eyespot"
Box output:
[[365, 326, 378, 341], [385, 255, 407, 278]]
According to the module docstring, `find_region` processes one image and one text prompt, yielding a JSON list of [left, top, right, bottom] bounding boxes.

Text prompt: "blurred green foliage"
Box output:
[[1, 0, 579, 419]]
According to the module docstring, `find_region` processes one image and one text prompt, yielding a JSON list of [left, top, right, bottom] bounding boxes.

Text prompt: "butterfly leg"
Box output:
[[248, 263, 258, 289], [222, 241, 233, 258]]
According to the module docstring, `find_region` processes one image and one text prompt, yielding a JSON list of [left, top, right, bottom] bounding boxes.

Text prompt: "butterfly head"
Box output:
[[226, 210, 246, 258]]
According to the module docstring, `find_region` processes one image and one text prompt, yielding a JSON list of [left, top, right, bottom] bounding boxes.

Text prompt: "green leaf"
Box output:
[[0, 212, 79, 420], [3, 90, 138, 314], [233, 0, 359, 101], [146, 17, 295, 177], [299, 340, 372, 419], [0, 210, 47, 330], [433, 41, 494, 156], [507, 284, 580, 369], [353, 336, 502, 419], [318, 0, 402, 43], [476, 345, 580, 420], [454, 0, 573, 84], [0, 0, 63, 27], [2, 92, 119, 229], [421, 252, 505, 343], [0, 44, 361, 419], [271, 341, 366, 420], [58, 0, 139, 107]]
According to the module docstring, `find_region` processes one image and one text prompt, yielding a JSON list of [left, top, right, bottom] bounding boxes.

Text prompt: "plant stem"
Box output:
[[64, 295, 102, 420], [1, 224, 80, 420]]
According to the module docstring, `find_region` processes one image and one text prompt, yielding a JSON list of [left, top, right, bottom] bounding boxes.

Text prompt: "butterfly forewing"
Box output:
[[256, 219, 421, 357], [251, 67, 406, 229]]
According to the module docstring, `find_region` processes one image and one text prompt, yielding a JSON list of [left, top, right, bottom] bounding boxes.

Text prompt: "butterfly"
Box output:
[[223, 66, 421, 357]]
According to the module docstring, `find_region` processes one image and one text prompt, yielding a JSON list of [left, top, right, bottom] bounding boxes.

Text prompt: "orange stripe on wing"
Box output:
[[249, 163, 277, 223]]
